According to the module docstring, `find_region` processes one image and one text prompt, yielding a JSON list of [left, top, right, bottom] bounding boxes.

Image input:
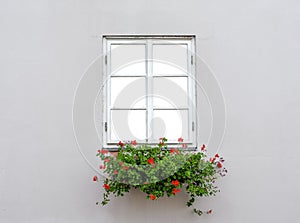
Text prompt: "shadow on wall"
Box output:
[[102, 187, 204, 222]]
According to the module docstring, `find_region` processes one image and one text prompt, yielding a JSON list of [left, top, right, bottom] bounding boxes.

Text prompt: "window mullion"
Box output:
[[146, 40, 153, 143]]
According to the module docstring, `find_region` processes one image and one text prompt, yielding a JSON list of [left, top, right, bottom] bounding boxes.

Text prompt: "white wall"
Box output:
[[1, 0, 300, 222]]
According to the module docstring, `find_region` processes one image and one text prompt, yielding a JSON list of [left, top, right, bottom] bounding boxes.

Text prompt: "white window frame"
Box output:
[[102, 35, 197, 151]]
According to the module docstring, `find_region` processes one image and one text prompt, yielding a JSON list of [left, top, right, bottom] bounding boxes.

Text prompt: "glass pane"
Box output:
[[151, 110, 188, 141], [111, 77, 146, 108], [153, 77, 188, 108], [110, 44, 146, 75], [111, 110, 146, 141], [153, 44, 188, 75]]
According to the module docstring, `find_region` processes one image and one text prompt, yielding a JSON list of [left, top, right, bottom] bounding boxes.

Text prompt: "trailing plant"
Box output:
[[93, 137, 227, 216]]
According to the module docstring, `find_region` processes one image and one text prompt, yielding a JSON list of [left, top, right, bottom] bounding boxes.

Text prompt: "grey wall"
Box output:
[[1, 0, 300, 222]]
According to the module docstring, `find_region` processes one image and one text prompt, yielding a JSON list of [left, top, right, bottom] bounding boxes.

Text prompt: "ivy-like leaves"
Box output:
[[96, 139, 226, 216]]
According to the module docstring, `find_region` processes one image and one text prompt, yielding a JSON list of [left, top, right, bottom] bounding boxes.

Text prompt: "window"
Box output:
[[102, 35, 197, 150]]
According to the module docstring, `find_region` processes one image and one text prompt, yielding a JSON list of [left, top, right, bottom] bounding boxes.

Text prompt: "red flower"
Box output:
[[201, 144, 206, 151], [103, 184, 110, 191], [215, 153, 219, 158], [172, 188, 181, 195], [207, 209, 213, 214], [178, 137, 184, 142], [122, 166, 129, 170], [210, 157, 216, 163], [149, 194, 156, 200], [98, 149, 108, 154], [118, 141, 124, 147], [93, 176, 98, 181], [147, 158, 155, 165], [217, 162, 222, 168], [104, 158, 110, 163], [171, 180, 180, 186], [113, 170, 118, 175], [131, 140, 137, 146], [170, 148, 179, 154], [99, 165, 106, 169], [118, 161, 123, 166], [182, 143, 187, 148]]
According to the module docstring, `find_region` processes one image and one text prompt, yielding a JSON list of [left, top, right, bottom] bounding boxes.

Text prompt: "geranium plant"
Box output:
[[93, 137, 227, 216]]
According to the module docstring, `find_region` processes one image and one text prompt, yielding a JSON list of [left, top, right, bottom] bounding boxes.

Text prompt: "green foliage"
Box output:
[[94, 138, 227, 216]]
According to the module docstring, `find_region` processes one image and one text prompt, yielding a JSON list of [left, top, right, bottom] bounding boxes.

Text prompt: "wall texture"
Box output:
[[1, 0, 300, 222]]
